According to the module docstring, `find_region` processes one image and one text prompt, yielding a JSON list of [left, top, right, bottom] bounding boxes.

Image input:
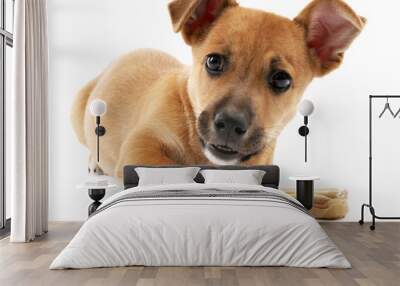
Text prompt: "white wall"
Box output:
[[48, 0, 400, 221]]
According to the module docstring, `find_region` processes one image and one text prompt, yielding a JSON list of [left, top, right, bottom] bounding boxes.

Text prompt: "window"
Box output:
[[0, 0, 14, 235]]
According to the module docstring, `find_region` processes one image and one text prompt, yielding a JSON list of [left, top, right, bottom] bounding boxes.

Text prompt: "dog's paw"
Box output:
[[88, 160, 104, 175]]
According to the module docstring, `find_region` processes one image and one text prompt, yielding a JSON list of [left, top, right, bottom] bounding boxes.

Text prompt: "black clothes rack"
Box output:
[[359, 95, 400, 230]]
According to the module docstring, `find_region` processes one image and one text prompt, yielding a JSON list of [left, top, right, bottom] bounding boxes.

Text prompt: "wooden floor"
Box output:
[[0, 222, 399, 286]]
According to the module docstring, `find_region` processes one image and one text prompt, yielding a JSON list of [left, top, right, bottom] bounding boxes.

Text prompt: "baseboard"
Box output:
[[0, 218, 11, 239]]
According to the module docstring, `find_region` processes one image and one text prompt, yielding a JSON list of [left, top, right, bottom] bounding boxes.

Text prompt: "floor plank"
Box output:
[[0, 222, 399, 286]]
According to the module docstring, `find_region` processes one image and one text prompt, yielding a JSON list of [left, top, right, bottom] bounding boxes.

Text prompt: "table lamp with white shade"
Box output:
[[298, 99, 315, 163]]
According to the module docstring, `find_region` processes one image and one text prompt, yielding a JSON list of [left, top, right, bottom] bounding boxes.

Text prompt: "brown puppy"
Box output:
[[71, 0, 365, 177]]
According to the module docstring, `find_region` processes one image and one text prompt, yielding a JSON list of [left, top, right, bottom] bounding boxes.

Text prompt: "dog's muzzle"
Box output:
[[214, 111, 249, 142], [198, 109, 263, 165]]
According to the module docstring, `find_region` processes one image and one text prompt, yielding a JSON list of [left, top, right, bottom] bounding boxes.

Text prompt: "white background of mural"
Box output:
[[47, 0, 400, 221]]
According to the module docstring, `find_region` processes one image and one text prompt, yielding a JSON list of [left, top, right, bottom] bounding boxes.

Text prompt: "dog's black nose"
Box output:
[[214, 111, 248, 140]]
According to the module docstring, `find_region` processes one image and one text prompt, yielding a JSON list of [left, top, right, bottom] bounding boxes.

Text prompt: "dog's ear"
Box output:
[[168, 0, 238, 45], [294, 0, 366, 76]]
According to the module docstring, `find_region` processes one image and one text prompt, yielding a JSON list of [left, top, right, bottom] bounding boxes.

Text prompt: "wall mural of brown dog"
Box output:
[[71, 0, 365, 178]]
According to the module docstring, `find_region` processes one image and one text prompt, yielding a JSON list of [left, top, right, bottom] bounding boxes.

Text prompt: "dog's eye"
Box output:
[[268, 70, 292, 93], [205, 54, 225, 75]]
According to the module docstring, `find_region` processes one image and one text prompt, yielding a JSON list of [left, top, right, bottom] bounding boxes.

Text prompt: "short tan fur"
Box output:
[[71, 0, 365, 177]]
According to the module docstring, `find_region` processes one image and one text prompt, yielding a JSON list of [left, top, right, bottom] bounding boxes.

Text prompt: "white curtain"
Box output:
[[10, 0, 49, 242]]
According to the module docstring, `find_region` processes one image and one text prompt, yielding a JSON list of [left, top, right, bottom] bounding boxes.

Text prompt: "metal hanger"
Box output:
[[379, 97, 395, 118], [394, 105, 400, 118]]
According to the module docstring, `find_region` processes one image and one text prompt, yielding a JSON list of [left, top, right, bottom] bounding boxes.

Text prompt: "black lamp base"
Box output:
[[95, 126, 106, 136], [298, 126, 309, 136], [88, 188, 106, 216]]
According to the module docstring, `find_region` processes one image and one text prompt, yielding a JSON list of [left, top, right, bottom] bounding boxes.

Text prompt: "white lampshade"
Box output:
[[299, 99, 314, 116], [89, 99, 107, 116]]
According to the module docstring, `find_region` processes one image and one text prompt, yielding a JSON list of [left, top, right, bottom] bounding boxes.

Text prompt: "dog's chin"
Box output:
[[202, 144, 241, 165]]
